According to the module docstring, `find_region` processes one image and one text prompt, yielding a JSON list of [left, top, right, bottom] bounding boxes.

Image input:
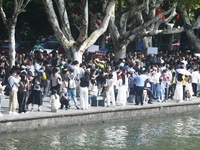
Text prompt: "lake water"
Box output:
[[1, 113, 200, 150]]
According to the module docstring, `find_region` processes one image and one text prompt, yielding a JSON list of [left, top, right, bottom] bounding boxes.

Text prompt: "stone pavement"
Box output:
[[0, 95, 200, 121]]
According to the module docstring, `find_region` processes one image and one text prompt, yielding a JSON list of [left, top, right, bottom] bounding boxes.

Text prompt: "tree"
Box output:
[[177, 1, 200, 52], [109, 0, 177, 59], [108, 0, 200, 59], [42, 0, 115, 62], [0, 0, 31, 68]]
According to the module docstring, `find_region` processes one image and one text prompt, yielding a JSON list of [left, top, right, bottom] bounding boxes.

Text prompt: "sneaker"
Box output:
[[9, 111, 13, 115], [38, 108, 42, 112], [0, 113, 3, 117], [12, 112, 19, 115]]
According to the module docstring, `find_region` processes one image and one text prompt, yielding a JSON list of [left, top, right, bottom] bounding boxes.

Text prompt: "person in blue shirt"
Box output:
[[133, 69, 148, 105]]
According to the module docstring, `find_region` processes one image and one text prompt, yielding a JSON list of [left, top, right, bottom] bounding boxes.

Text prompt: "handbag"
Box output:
[[104, 86, 109, 92], [4, 77, 14, 96]]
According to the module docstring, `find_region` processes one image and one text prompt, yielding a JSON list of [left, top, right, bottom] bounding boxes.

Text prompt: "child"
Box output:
[[60, 87, 70, 110], [49, 90, 60, 112], [0, 78, 4, 117], [157, 78, 165, 102], [185, 76, 193, 101]]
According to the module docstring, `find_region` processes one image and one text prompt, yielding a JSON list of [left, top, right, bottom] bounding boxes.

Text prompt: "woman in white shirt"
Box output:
[[49, 90, 60, 112]]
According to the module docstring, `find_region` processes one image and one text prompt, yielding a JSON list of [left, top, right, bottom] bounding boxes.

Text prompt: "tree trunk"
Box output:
[[43, 0, 115, 62], [71, 47, 83, 63], [186, 30, 200, 53], [8, 26, 16, 69], [115, 46, 126, 60]]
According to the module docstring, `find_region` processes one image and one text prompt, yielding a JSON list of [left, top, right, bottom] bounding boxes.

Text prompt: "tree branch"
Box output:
[[0, 1, 7, 27], [125, 3, 177, 40], [76, 0, 88, 43], [79, 0, 115, 53], [193, 16, 200, 29], [18, 0, 31, 14], [54, 0, 73, 41], [42, 0, 74, 48]]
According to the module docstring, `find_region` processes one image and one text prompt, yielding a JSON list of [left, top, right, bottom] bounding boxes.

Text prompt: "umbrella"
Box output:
[[194, 53, 200, 57], [176, 69, 191, 76]]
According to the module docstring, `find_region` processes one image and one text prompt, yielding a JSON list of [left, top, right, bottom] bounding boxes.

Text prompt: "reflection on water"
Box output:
[[103, 125, 128, 148], [1, 113, 200, 150]]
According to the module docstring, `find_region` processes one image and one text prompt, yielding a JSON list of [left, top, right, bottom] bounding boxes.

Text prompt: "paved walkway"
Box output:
[[0, 96, 200, 121]]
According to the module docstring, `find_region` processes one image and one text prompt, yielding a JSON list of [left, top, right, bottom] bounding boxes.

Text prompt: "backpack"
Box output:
[[4, 77, 14, 96], [68, 76, 76, 89]]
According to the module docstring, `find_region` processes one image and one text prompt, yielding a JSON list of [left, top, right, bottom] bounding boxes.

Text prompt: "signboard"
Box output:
[[147, 47, 158, 55], [88, 45, 99, 52], [95, 51, 106, 59]]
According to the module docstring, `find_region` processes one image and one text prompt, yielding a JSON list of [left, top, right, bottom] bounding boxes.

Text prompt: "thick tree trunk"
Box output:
[[71, 47, 83, 63], [43, 0, 115, 62], [8, 26, 16, 69]]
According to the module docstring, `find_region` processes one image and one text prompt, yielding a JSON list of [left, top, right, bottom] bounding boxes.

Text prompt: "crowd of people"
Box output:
[[0, 49, 200, 116]]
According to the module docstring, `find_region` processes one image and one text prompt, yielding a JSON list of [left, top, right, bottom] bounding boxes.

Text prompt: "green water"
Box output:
[[1, 113, 200, 150]]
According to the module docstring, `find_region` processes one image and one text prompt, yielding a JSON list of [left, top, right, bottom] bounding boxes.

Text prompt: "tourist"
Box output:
[[60, 87, 70, 109], [88, 76, 98, 106], [159, 69, 171, 101], [8, 69, 21, 115], [112, 66, 119, 100], [27, 71, 44, 111], [50, 67, 62, 95], [182, 75, 188, 100], [43, 61, 52, 98], [173, 73, 183, 102], [67, 68, 79, 109], [105, 74, 116, 107], [191, 68, 200, 97], [49, 90, 60, 112], [185, 76, 193, 100], [18, 72, 29, 113], [0, 78, 4, 117], [157, 78, 165, 102], [149, 68, 159, 99], [79, 71, 90, 110], [144, 78, 154, 104], [133, 69, 148, 106], [169, 66, 176, 99], [117, 69, 128, 106]]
